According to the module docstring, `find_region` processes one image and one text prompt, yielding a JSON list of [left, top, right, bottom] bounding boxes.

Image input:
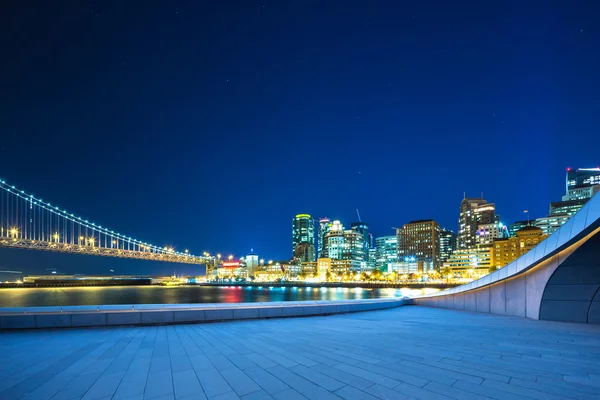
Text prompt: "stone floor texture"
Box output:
[[2, 306, 600, 400]]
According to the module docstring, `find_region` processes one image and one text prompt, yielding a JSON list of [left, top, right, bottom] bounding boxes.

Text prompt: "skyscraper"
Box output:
[[342, 229, 365, 269], [292, 214, 315, 260], [398, 219, 441, 270], [375, 235, 398, 270], [323, 221, 364, 271], [458, 197, 496, 249], [565, 167, 600, 196], [351, 222, 370, 262], [317, 218, 332, 258], [439, 228, 457, 263], [323, 220, 344, 259], [534, 168, 600, 235]]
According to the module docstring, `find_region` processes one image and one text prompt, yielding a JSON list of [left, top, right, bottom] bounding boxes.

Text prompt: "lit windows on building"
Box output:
[[566, 168, 600, 191], [292, 214, 315, 260], [476, 222, 508, 246], [440, 228, 457, 263], [458, 197, 496, 250], [375, 235, 398, 270], [397, 219, 441, 270], [351, 222, 370, 262], [443, 247, 492, 278], [492, 226, 547, 268], [317, 218, 332, 258]]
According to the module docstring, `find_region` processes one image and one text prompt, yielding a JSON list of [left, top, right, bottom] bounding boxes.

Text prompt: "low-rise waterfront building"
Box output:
[[443, 247, 492, 278], [492, 226, 548, 268]]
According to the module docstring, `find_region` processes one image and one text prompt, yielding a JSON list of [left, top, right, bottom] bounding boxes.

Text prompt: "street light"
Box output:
[[9, 227, 19, 238], [88, 237, 95, 246], [268, 260, 273, 265], [228, 255, 233, 261], [217, 253, 221, 259], [52, 233, 60, 242]]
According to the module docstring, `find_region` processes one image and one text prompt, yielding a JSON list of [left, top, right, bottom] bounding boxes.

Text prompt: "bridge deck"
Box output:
[[1, 307, 600, 400]]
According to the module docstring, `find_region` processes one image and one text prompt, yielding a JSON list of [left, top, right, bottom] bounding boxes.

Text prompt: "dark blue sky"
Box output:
[[1, 1, 599, 275]]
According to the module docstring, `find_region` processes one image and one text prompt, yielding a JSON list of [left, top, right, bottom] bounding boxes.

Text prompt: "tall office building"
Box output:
[[565, 167, 600, 197], [343, 229, 365, 268], [458, 197, 496, 249], [535, 199, 587, 235], [375, 235, 398, 270], [439, 228, 457, 263], [317, 218, 332, 258], [323, 221, 364, 271], [475, 222, 508, 246], [534, 168, 600, 235], [322, 220, 343, 258], [292, 214, 315, 260], [398, 220, 441, 270], [294, 242, 316, 262], [351, 222, 370, 262]]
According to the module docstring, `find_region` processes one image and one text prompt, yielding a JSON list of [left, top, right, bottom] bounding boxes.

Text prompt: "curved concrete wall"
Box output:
[[414, 192, 600, 324], [540, 232, 600, 323]]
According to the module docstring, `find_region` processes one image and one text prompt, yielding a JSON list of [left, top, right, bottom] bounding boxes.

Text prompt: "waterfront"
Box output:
[[0, 285, 439, 308]]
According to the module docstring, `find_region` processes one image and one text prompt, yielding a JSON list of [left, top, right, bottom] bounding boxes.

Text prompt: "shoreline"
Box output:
[[0, 281, 459, 289]]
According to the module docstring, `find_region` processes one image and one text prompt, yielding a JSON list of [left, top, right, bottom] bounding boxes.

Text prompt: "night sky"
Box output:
[[0, 1, 599, 275]]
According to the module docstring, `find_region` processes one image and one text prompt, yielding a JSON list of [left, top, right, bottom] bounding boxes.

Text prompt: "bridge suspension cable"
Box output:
[[0, 179, 207, 265]]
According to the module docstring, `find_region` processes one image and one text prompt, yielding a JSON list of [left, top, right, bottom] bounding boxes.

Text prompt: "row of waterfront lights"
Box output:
[[0, 179, 199, 258]]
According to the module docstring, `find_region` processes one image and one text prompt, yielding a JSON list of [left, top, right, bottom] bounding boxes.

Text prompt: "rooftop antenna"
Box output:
[[356, 209, 362, 222]]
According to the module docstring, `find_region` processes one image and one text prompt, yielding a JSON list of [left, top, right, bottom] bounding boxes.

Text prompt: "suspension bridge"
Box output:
[[0, 179, 209, 265]]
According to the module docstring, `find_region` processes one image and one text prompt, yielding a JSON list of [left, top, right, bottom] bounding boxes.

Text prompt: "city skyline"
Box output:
[[1, 2, 599, 274]]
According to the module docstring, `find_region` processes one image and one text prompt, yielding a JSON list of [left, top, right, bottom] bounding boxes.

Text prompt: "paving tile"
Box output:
[[265, 367, 317, 393], [362, 384, 417, 400], [310, 365, 374, 391], [241, 390, 275, 400], [423, 381, 492, 400], [272, 388, 307, 400], [144, 370, 174, 399], [303, 387, 344, 400], [333, 386, 379, 400], [172, 369, 206, 399], [289, 366, 345, 392], [244, 368, 290, 395], [452, 380, 529, 400], [1, 307, 600, 400], [332, 363, 400, 389], [220, 368, 262, 397], [83, 371, 126, 399], [210, 391, 241, 400], [197, 369, 233, 398]]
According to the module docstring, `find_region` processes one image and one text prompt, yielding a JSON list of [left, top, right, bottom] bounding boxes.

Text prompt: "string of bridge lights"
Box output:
[[0, 178, 200, 258]]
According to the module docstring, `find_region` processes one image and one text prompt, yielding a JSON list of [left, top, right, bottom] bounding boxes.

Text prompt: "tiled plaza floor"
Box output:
[[2, 306, 600, 400]]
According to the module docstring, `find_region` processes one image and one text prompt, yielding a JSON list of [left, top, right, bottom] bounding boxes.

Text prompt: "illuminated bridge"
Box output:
[[0, 179, 209, 265]]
